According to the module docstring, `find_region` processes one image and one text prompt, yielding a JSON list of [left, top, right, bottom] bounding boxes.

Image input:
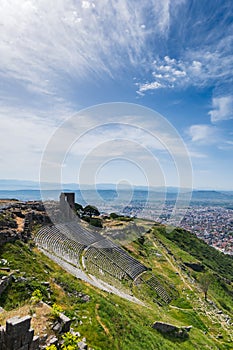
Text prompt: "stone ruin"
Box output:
[[152, 321, 192, 339], [0, 201, 51, 247], [0, 312, 74, 350], [0, 315, 39, 350], [59, 192, 76, 220]]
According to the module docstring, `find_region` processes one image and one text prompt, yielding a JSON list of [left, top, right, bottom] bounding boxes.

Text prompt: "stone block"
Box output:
[[152, 322, 178, 333], [78, 340, 88, 349], [5, 334, 22, 349], [6, 316, 31, 337], [18, 345, 29, 350], [152, 321, 190, 339], [58, 313, 72, 333], [29, 335, 40, 350], [47, 336, 58, 347], [22, 328, 34, 345], [0, 325, 5, 339]]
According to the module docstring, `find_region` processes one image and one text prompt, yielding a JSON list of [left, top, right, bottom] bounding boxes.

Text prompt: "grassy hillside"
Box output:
[[0, 222, 232, 349], [155, 225, 233, 281]]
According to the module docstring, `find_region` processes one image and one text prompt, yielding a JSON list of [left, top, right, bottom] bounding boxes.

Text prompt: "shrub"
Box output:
[[46, 345, 57, 350], [61, 332, 79, 349], [50, 303, 63, 319], [30, 289, 43, 304], [89, 218, 102, 228], [110, 212, 119, 219]]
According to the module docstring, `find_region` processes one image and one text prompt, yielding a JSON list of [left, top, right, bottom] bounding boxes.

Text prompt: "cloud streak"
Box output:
[[0, 0, 180, 100], [187, 124, 218, 144]]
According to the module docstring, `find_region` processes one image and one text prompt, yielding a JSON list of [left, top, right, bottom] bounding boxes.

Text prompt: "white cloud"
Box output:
[[136, 33, 233, 94], [188, 151, 207, 159], [187, 124, 217, 143], [208, 96, 233, 123], [0, 0, 179, 99], [0, 103, 75, 180], [137, 56, 190, 93], [137, 81, 163, 94]]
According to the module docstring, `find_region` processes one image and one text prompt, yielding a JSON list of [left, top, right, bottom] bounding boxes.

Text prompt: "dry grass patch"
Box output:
[[0, 302, 54, 337]]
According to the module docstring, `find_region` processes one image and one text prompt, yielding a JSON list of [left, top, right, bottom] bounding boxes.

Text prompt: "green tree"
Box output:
[[110, 212, 119, 219], [83, 205, 100, 218], [74, 203, 84, 217], [199, 272, 212, 300]]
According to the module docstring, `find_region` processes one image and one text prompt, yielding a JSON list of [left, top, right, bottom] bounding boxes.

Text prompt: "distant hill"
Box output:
[[1, 180, 233, 207], [191, 190, 233, 200]]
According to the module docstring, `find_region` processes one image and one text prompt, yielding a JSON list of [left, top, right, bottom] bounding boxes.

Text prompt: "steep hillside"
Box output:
[[0, 220, 232, 349]]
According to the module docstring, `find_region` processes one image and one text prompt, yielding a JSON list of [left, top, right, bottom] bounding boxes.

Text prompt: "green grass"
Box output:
[[154, 225, 233, 281], [0, 237, 232, 349]]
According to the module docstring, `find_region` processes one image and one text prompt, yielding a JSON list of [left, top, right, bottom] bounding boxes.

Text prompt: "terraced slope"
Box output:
[[35, 221, 171, 304]]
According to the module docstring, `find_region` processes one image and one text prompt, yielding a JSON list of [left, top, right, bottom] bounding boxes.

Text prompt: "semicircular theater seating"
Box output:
[[35, 221, 172, 303]]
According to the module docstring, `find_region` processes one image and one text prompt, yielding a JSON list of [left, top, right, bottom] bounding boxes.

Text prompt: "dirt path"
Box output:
[[152, 241, 193, 291], [95, 304, 111, 336]]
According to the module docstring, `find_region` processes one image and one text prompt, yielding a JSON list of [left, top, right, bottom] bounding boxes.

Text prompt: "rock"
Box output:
[[58, 313, 72, 333], [52, 321, 61, 333], [39, 333, 48, 344], [217, 334, 223, 339], [6, 315, 31, 336], [46, 336, 58, 347], [78, 340, 88, 349], [29, 335, 40, 350], [152, 322, 191, 339], [41, 281, 50, 286], [81, 295, 91, 302]]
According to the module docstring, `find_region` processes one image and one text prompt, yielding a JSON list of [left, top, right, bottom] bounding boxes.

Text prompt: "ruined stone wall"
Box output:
[[0, 316, 39, 350]]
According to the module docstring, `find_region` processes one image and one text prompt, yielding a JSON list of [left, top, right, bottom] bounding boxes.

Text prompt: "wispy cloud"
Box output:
[[187, 124, 218, 144], [0, 103, 74, 179], [0, 0, 180, 100], [208, 96, 233, 123], [136, 45, 233, 94]]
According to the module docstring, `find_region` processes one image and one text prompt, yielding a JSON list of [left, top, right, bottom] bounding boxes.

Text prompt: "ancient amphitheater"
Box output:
[[35, 193, 172, 305]]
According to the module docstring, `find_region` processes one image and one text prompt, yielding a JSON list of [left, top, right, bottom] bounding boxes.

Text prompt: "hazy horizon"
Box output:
[[0, 178, 233, 192]]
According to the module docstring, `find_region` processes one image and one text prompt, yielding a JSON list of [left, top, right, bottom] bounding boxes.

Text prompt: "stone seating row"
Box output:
[[35, 225, 84, 266], [87, 239, 147, 280]]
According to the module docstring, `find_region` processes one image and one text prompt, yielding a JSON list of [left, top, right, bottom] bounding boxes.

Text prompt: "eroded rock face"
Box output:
[[0, 201, 51, 246]]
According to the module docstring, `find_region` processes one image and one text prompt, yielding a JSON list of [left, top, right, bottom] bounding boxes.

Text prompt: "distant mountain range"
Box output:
[[0, 179, 189, 192], [0, 180, 232, 201]]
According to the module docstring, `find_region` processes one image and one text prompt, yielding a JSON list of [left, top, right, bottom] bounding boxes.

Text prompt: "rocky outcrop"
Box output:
[[184, 262, 205, 272], [0, 201, 51, 246], [152, 321, 192, 339], [0, 274, 14, 296]]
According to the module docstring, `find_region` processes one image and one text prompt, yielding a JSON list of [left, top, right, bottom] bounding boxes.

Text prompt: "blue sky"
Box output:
[[0, 0, 233, 189]]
